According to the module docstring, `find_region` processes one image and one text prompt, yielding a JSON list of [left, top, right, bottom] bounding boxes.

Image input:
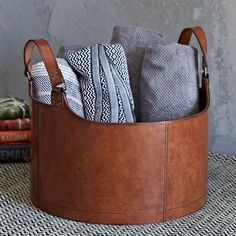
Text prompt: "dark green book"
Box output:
[[0, 97, 29, 120]]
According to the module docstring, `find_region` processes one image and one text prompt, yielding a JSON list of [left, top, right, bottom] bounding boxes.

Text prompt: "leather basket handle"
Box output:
[[23, 39, 65, 89], [24, 39, 66, 107], [178, 26, 208, 77]]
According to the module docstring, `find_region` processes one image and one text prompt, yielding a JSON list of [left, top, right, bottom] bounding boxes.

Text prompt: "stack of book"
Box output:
[[0, 97, 31, 163]]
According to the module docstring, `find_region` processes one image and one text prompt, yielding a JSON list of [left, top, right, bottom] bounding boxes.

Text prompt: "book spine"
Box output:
[[0, 97, 30, 120], [0, 119, 30, 131], [0, 143, 31, 163], [0, 130, 31, 143]]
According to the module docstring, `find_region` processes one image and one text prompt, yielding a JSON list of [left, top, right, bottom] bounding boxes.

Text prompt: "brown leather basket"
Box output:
[[23, 27, 209, 224]]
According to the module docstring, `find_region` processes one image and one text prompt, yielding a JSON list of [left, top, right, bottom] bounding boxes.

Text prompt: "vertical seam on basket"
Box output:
[[163, 122, 168, 221], [36, 101, 40, 204]]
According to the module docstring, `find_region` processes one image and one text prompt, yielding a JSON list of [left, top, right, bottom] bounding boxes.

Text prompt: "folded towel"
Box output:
[[111, 25, 166, 120], [66, 44, 135, 123], [140, 43, 200, 122], [31, 58, 84, 118]]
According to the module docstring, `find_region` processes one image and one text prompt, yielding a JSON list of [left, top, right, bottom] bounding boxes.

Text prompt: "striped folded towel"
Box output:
[[31, 58, 84, 118], [66, 44, 135, 123]]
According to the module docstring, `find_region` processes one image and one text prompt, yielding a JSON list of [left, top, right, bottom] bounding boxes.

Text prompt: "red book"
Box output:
[[0, 130, 31, 144], [0, 118, 30, 131]]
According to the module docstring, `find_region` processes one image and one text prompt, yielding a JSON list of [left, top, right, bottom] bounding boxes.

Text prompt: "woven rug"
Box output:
[[0, 153, 236, 236]]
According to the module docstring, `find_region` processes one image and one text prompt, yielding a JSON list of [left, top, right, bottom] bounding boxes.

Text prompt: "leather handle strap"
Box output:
[[178, 26, 207, 57], [23, 39, 65, 88], [178, 26, 208, 76]]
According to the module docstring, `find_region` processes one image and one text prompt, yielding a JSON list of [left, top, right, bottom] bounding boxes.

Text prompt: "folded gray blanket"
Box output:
[[66, 44, 135, 123], [57, 43, 84, 58], [111, 25, 166, 120], [140, 43, 200, 122]]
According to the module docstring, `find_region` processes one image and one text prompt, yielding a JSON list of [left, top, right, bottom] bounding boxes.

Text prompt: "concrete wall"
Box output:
[[0, 0, 235, 155]]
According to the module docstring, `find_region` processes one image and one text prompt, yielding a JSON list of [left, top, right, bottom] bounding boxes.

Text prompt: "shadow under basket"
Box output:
[[29, 76, 209, 225]]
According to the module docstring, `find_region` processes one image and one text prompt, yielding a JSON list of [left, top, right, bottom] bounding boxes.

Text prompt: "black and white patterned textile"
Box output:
[[1, 153, 236, 235], [66, 44, 135, 123], [31, 58, 84, 118]]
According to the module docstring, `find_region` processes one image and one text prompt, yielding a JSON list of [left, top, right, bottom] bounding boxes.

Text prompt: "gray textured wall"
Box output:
[[0, 0, 235, 155]]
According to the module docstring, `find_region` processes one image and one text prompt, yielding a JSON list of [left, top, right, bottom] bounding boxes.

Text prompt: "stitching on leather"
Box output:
[[36, 100, 39, 204], [39, 199, 164, 215], [64, 96, 209, 125], [167, 194, 206, 212], [32, 96, 208, 126], [163, 122, 168, 221]]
